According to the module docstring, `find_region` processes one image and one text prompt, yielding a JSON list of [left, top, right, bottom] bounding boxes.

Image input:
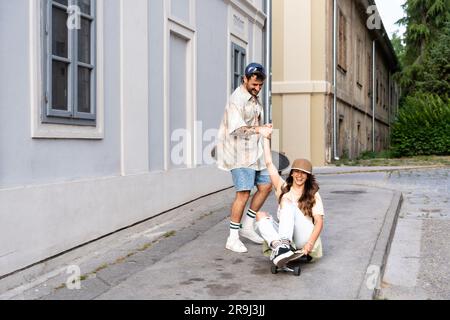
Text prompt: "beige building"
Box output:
[[271, 0, 400, 165]]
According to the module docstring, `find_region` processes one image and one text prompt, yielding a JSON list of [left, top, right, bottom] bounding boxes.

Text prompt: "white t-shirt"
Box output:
[[275, 177, 325, 221]]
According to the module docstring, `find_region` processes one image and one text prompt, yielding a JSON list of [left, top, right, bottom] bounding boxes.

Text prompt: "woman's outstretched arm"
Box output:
[[263, 136, 282, 189]]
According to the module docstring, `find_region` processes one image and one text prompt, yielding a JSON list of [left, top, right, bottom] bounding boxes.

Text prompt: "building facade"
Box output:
[[0, 0, 268, 278], [271, 0, 400, 165]]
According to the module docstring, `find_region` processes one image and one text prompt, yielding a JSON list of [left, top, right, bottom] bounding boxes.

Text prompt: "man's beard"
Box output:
[[246, 85, 259, 97]]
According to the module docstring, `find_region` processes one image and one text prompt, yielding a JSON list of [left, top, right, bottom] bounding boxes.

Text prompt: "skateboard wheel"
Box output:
[[271, 265, 278, 274], [293, 266, 301, 276]]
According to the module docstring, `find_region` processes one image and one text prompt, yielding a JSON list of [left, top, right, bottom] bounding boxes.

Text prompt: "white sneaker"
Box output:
[[240, 228, 264, 244], [226, 237, 248, 253]]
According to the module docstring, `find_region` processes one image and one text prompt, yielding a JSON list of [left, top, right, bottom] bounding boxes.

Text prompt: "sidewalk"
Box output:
[[314, 165, 445, 175], [0, 172, 402, 300]]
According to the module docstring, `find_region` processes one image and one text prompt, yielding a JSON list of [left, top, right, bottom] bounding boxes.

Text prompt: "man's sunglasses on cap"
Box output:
[[245, 64, 266, 78]]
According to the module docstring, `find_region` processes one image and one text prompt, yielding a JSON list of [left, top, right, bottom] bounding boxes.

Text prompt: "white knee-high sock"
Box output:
[[229, 221, 241, 239], [242, 208, 257, 230]]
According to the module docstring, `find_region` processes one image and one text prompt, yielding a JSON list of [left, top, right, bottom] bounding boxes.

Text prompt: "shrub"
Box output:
[[391, 93, 450, 156]]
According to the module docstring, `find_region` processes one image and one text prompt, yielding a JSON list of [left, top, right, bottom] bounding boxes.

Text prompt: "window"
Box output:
[[356, 37, 362, 87], [338, 9, 347, 72], [376, 69, 380, 104], [389, 81, 392, 108], [44, 0, 96, 126], [357, 122, 361, 154], [367, 52, 372, 97], [376, 79, 379, 103], [231, 43, 246, 92], [338, 116, 345, 157]]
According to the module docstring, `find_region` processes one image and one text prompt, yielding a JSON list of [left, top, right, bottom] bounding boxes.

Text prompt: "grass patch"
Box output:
[[55, 283, 66, 290], [114, 256, 128, 264], [137, 242, 153, 252], [198, 212, 214, 220], [55, 275, 87, 291], [163, 230, 176, 238], [93, 263, 109, 273], [79, 275, 88, 281]]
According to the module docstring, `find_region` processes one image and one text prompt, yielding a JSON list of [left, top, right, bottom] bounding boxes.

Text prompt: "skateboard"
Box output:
[[271, 151, 290, 174], [270, 254, 313, 277]]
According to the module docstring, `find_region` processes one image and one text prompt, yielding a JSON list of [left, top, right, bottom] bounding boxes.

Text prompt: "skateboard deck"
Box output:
[[271, 253, 313, 276], [271, 151, 290, 173]]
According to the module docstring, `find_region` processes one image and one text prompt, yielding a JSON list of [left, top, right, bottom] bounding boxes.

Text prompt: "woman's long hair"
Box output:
[[278, 171, 320, 220]]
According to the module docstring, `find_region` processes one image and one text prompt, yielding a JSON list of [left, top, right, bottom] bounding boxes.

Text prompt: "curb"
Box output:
[[357, 191, 403, 300]]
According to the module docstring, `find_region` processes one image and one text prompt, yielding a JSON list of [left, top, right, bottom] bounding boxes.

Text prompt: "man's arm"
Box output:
[[231, 125, 272, 138], [231, 126, 260, 138]]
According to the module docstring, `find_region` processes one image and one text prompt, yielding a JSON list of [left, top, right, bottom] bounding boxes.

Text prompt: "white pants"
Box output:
[[256, 202, 314, 249]]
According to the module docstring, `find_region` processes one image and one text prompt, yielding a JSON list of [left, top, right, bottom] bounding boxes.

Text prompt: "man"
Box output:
[[216, 63, 273, 253]]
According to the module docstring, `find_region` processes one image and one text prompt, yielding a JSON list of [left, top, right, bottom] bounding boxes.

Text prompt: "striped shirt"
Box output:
[[216, 85, 266, 171]]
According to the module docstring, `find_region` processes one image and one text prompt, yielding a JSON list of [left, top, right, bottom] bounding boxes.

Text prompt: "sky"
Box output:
[[375, 0, 407, 38]]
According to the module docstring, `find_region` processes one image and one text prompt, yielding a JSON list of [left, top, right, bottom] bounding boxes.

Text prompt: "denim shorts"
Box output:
[[231, 168, 272, 192]]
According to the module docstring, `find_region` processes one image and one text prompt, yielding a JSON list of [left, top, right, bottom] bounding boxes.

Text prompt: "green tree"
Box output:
[[391, 31, 406, 68], [396, 0, 450, 95], [418, 21, 450, 96]]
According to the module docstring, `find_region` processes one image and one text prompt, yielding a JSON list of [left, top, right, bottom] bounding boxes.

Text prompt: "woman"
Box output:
[[256, 129, 324, 267]]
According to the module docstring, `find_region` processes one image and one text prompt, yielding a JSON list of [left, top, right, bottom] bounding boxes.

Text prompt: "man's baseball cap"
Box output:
[[245, 63, 266, 79]]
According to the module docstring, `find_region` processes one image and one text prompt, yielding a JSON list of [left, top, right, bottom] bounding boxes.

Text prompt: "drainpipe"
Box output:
[[333, 0, 339, 160], [264, 0, 272, 124], [372, 40, 376, 152]]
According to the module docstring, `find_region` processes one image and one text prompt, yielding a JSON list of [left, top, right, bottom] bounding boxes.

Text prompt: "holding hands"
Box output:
[[258, 124, 273, 139]]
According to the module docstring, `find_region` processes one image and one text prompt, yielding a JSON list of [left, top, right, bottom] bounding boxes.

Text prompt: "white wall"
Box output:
[[0, 0, 266, 278], [120, 0, 149, 175], [0, 167, 230, 277]]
